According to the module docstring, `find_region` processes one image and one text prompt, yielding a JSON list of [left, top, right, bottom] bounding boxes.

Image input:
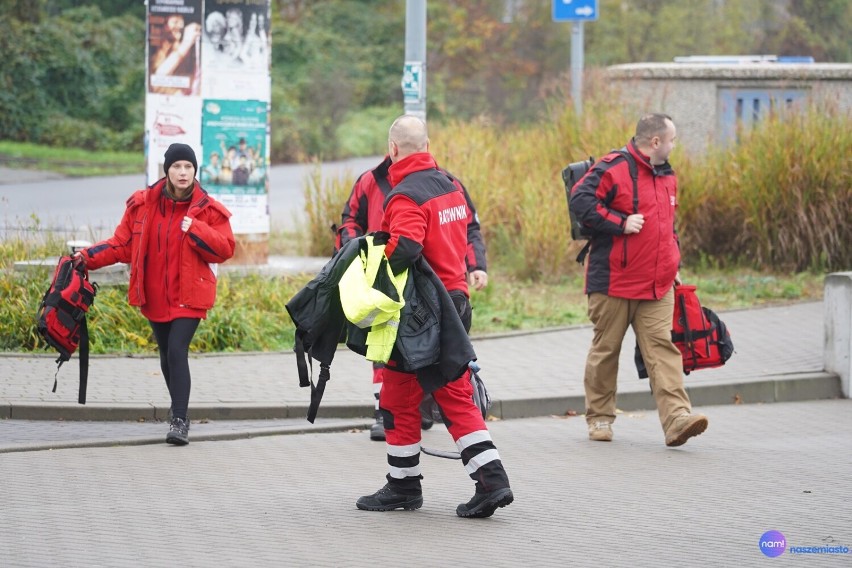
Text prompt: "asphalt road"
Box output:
[[0, 156, 380, 240]]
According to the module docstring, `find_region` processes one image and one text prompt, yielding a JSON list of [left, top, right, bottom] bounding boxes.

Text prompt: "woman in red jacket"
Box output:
[[75, 143, 235, 445]]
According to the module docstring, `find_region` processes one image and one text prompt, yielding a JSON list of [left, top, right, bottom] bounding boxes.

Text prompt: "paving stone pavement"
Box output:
[[0, 302, 837, 428], [1, 399, 850, 567]]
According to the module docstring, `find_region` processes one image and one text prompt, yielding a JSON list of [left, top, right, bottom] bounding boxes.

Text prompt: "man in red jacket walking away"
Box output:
[[355, 115, 513, 518], [569, 113, 709, 447], [336, 155, 488, 441]]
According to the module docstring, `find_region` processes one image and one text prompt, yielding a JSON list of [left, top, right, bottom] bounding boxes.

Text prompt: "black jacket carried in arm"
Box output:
[[285, 234, 475, 422]]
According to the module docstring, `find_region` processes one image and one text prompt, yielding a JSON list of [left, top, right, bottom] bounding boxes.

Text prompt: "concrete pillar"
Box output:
[[824, 272, 852, 398]]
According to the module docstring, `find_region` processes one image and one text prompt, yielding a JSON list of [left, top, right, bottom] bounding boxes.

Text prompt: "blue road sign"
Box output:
[[552, 0, 598, 21]]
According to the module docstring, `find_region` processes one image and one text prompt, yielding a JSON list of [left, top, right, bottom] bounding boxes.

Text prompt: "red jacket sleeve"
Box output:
[[82, 192, 143, 270], [185, 200, 235, 263], [336, 172, 371, 251], [383, 194, 426, 274]]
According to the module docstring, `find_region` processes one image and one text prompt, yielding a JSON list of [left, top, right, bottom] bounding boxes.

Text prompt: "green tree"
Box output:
[[269, 0, 402, 159], [2, 0, 849, 159], [775, 0, 852, 61]]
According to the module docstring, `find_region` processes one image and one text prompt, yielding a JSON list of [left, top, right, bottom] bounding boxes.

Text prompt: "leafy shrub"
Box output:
[[0, 6, 144, 150], [0, 233, 825, 354], [0, 236, 309, 354], [338, 105, 400, 158], [678, 101, 851, 272]]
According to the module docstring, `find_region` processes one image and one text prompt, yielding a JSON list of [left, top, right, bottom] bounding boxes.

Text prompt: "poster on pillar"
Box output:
[[148, 0, 203, 96], [201, 99, 270, 235], [201, 0, 270, 72], [201, 0, 271, 101], [145, 95, 203, 182], [145, 0, 272, 263]]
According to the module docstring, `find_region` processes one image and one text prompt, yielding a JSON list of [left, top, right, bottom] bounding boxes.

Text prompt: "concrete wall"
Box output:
[[825, 272, 852, 398], [605, 63, 852, 156]]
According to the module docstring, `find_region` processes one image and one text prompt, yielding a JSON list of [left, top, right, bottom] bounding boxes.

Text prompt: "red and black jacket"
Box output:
[[337, 155, 487, 273], [570, 140, 680, 300], [381, 152, 470, 295]]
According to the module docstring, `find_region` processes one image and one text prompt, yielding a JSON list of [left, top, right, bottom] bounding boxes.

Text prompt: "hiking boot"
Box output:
[[419, 397, 435, 430], [588, 421, 613, 442], [166, 417, 190, 445], [432, 404, 444, 424], [665, 413, 709, 447], [370, 413, 386, 441], [356, 484, 423, 512], [456, 487, 514, 518]]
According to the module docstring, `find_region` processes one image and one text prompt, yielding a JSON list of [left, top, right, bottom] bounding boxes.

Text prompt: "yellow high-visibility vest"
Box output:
[[339, 235, 408, 363]]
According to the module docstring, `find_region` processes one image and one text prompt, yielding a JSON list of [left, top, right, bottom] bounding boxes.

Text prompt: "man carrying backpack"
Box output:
[[569, 113, 709, 447], [336, 153, 488, 441]]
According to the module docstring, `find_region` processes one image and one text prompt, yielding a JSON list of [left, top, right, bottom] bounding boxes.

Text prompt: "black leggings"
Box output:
[[150, 318, 200, 420]]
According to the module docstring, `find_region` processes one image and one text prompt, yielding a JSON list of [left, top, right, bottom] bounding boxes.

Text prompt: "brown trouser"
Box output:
[[583, 288, 691, 433]]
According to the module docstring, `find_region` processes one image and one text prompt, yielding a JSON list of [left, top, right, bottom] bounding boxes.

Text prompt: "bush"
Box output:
[[0, 7, 144, 151], [432, 77, 638, 282], [338, 105, 400, 158], [0, 230, 825, 354], [678, 101, 852, 272], [302, 166, 355, 257], [0, 237, 309, 354]]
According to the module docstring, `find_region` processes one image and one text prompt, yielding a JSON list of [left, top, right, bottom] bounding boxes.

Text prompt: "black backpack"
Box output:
[[36, 256, 97, 404], [561, 150, 638, 264], [561, 156, 596, 241]]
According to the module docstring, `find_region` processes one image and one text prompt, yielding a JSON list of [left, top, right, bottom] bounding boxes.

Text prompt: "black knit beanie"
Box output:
[[163, 143, 198, 174]]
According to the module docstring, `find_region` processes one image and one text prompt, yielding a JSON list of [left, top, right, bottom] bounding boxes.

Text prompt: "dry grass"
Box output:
[[678, 101, 851, 272]]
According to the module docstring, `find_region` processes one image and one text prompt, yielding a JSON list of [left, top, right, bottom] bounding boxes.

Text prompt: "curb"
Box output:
[[2, 372, 841, 422], [0, 418, 373, 454]]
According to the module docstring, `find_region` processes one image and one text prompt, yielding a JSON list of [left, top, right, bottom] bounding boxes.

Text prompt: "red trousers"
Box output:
[[379, 364, 509, 494]]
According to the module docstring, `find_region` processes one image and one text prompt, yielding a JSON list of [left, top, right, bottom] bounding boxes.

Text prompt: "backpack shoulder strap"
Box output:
[[575, 150, 638, 265], [616, 149, 639, 214], [78, 317, 89, 404]]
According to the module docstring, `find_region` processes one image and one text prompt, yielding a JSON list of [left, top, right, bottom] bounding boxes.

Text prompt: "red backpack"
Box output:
[[636, 284, 734, 378], [36, 256, 97, 404]]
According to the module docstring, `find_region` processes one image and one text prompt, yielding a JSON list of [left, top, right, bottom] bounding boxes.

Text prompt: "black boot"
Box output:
[[370, 411, 386, 441], [419, 396, 435, 430], [456, 487, 513, 518], [356, 483, 423, 511]]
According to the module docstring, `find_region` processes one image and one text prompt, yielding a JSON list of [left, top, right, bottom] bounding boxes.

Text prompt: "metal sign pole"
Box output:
[[553, 0, 597, 118], [571, 21, 584, 117], [404, 0, 427, 120]]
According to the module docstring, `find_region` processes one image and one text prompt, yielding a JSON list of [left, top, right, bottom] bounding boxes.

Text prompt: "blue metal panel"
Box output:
[[718, 88, 808, 144]]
